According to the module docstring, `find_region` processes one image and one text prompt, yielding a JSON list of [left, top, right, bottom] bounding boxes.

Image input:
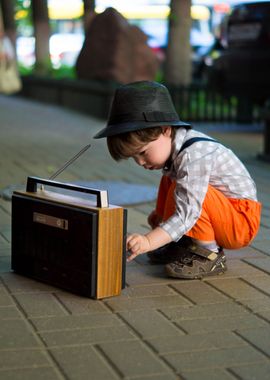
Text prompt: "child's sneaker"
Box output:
[[165, 243, 227, 279]]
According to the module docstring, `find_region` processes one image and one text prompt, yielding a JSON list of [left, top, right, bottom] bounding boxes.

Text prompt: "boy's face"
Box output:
[[132, 127, 172, 170]]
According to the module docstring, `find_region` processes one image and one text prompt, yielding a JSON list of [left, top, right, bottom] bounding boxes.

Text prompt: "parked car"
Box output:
[[206, 1, 270, 104]]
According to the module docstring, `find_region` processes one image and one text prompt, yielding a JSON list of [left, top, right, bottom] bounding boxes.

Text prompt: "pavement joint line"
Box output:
[[167, 283, 198, 306], [0, 281, 67, 379], [240, 276, 270, 299], [51, 292, 73, 316], [233, 330, 270, 360], [204, 277, 244, 302], [156, 308, 189, 335], [93, 344, 125, 379], [226, 367, 249, 380], [114, 311, 180, 376]]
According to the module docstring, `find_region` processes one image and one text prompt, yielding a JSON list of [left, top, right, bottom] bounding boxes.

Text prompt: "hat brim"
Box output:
[[93, 120, 191, 139]]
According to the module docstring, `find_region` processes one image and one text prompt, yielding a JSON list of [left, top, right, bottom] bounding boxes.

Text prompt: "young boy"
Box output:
[[94, 81, 261, 279]]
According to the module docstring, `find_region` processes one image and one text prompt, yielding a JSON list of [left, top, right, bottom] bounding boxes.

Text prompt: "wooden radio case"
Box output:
[[11, 176, 127, 299]]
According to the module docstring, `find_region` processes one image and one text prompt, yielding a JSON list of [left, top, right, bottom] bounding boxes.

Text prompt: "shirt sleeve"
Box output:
[[160, 143, 216, 241]]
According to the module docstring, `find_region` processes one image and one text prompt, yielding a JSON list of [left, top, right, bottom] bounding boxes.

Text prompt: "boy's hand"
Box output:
[[126, 227, 172, 263], [126, 234, 151, 262]]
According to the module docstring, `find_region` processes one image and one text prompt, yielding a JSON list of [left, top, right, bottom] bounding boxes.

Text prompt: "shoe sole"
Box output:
[[165, 264, 227, 280]]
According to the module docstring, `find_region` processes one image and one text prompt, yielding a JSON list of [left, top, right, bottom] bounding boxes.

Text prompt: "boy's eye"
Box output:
[[139, 151, 146, 156]]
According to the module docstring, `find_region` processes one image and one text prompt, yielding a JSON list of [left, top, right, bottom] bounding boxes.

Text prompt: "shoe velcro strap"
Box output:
[[188, 244, 218, 261]]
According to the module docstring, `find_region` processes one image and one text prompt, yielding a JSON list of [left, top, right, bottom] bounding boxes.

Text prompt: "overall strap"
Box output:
[[179, 137, 218, 154], [163, 137, 218, 171]]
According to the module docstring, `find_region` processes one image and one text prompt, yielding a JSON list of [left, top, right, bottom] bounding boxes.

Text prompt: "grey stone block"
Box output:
[[237, 326, 270, 356], [119, 310, 183, 339], [171, 280, 230, 305], [0, 319, 41, 349], [50, 346, 120, 380], [230, 362, 270, 380], [98, 340, 171, 378], [0, 350, 50, 370], [31, 313, 122, 332], [163, 346, 267, 372], [40, 325, 136, 347], [148, 331, 246, 355], [0, 367, 60, 380], [207, 277, 268, 300], [105, 294, 190, 312]]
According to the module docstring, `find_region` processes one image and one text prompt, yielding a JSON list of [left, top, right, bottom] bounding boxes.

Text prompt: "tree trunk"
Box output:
[[164, 0, 192, 86], [83, 0, 96, 33], [0, 0, 16, 47], [32, 0, 51, 74]]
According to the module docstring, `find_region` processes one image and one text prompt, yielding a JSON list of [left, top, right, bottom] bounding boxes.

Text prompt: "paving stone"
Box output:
[[175, 314, 268, 335], [13, 293, 68, 318], [254, 226, 270, 241], [125, 265, 173, 286], [31, 313, 123, 332], [243, 275, 270, 296], [257, 309, 270, 322], [163, 346, 267, 372], [229, 362, 270, 380], [1, 273, 58, 293], [0, 319, 41, 349], [119, 310, 183, 338], [238, 295, 270, 313], [0, 349, 51, 370], [207, 277, 267, 300], [251, 240, 270, 256], [225, 246, 266, 260], [126, 374, 179, 380], [171, 280, 230, 305], [223, 259, 268, 278], [54, 291, 110, 314], [0, 287, 14, 306], [0, 256, 11, 273], [120, 284, 176, 298], [0, 247, 11, 256], [236, 327, 270, 356], [40, 324, 136, 347], [0, 367, 60, 380], [50, 346, 120, 380], [0, 306, 22, 319], [180, 368, 236, 380], [160, 302, 249, 321], [105, 294, 190, 312], [98, 340, 171, 378], [148, 331, 246, 354], [244, 257, 270, 275]]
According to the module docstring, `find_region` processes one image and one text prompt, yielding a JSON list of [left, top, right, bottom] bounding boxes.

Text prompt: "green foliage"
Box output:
[[18, 62, 77, 79], [15, 0, 33, 36], [50, 65, 77, 79]]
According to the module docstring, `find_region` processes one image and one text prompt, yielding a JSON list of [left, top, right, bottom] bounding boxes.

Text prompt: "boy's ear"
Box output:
[[163, 126, 172, 137]]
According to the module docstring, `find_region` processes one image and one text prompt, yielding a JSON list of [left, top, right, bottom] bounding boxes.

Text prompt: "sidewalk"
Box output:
[[1, 94, 270, 380]]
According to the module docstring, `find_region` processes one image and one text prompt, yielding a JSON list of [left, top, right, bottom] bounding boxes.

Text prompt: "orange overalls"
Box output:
[[156, 175, 261, 249]]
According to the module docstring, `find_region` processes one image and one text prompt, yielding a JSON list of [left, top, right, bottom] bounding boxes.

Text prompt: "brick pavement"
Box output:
[[0, 94, 270, 380]]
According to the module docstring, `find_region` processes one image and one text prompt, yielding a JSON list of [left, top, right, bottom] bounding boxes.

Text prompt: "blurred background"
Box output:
[[1, 0, 270, 125], [12, 0, 231, 77]]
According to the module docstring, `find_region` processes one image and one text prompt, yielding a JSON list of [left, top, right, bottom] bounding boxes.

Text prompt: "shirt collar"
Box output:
[[163, 128, 187, 172]]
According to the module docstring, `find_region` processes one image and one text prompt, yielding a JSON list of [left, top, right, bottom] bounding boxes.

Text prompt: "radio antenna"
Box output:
[[40, 144, 91, 191], [48, 144, 91, 181]]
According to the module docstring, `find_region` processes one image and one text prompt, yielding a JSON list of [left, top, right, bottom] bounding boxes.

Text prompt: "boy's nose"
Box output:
[[134, 156, 145, 166]]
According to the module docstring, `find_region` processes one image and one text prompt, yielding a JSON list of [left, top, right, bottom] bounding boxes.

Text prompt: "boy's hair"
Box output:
[[107, 126, 176, 161]]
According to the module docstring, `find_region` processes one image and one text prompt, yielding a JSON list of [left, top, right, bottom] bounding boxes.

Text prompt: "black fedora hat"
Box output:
[[94, 81, 190, 139]]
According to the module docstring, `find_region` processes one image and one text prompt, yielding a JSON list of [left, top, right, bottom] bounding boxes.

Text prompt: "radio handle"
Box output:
[[26, 176, 109, 208]]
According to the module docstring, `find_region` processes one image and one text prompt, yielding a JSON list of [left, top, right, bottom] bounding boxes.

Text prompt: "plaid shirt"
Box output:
[[160, 128, 258, 241]]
